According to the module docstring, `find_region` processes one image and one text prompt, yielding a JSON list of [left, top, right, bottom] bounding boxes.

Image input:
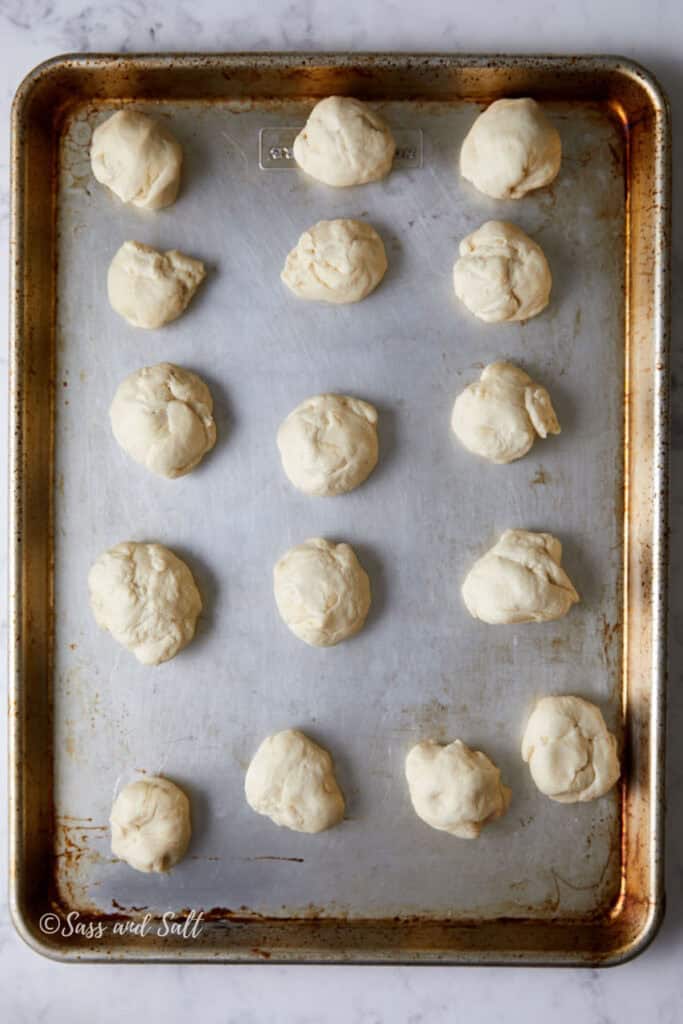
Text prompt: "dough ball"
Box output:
[[293, 96, 395, 187], [245, 729, 345, 833], [522, 695, 620, 802], [273, 537, 371, 647], [453, 221, 551, 323], [281, 219, 387, 304], [110, 363, 216, 479], [88, 541, 202, 665], [277, 394, 378, 496], [108, 240, 206, 330], [462, 529, 579, 625], [460, 97, 561, 199], [405, 739, 511, 838], [451, 361, 560, 464], [110, 776, 191, 872], [91, 110, 183, 209]]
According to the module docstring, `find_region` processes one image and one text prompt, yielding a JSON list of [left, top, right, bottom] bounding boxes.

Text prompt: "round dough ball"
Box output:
[[281, 219, 387, 304], [110, 776, 191, 872], [522, 695, 620, 803], [462, 529, 579, 625], [277, 394, 378, 496], [451, 361, 560, 464], [453, 221, 552, 323], [405, 739, 511, 838], [273, 537, 371, 647], [293, 96, 395, 187], [88, 541, 202, 665], [245, 729, 345, 833], [460, 97, 561, 199], [91, 110, 183, 210], [108, 240, 206, 330], [110, 363, 216, 479]]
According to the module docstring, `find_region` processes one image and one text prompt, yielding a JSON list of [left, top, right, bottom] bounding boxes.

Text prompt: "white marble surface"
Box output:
[[1, 1, 682, 1021]]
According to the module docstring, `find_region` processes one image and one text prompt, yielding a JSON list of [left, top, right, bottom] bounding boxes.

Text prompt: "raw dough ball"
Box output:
[[110, 363, 216, 479], [110, 776, 191, 872], [453, 221, 552, 323], [293, 96, 396, 187], [273, 537, 371, 647], [451, 361, 560, 464], [91, 110, 183, 209], [88, 541, 202, 665], [108, 240, 206, 329], [245, 729, 345, 833], [462, 529, 579, 625], [522, 695, 620, 802], [460, 97, 561, 199], [405, 739, 511, 838], [277, 394, 378, 496], [281, 219, 387, 304]]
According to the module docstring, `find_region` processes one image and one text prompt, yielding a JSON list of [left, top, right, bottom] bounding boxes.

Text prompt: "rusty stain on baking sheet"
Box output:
[[54, 818, 108, 910], [530, 466, 549, 486], [399, 698, 449, 739], [249, 855, 305, 863], [111, 899, 149, 913], [9, 53, 669, 966], [600, 613, 622, 675]]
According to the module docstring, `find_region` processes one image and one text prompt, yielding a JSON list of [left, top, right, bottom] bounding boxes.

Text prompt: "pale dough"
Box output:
[[88, 541, 202, 665], [273, 537, 371, 647], [110, 776, 191, 872], [91, 110, 183, 209], [245, 729, 345, 833], [277, 394, 379, 496], [462, 529, 579, 625], [110, 363, 216, 479], [405, 739, 511, 838], [460, 97, 561, 199], [453, 221, 552, 323], [108, 240, 205, 329], [281, 219, 387, 304], [293, 96, 396, 187], [522, 695, 620, 803], [451, 361, 560, 464]]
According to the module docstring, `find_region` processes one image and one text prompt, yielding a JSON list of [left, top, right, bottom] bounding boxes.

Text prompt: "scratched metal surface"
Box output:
[[53, 98, 625, 920]]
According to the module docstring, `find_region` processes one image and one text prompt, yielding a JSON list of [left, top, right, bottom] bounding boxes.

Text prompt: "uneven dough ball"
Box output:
[[88, 541, 202, 665], [110, 363, 216, 479], [108, 240, 206, 329], [110, 776, 191, 872], [453, 221, 552, 323], [273, 538, 371, 647], [245, 729, 345, 833], [281, 219, 387, 304], [405, 739, 511, 838], [451, 361, 560, 464], [462, 529, 579, 625], [293, 96, 396, 187], [460, 97, 561, 199], [277, 394, 378, 496], [91, 110, 183, 209], [522, 696, 620, 803]]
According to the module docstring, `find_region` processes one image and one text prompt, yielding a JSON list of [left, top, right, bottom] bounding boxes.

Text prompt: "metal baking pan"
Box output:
[[9, 53, 670, 965]]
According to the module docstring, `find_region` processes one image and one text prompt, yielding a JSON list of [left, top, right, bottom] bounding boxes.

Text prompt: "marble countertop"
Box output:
[[1, 1, 681, 1021]]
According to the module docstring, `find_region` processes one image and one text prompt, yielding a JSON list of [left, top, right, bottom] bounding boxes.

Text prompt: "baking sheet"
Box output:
[[52, 96, 626, 922]]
